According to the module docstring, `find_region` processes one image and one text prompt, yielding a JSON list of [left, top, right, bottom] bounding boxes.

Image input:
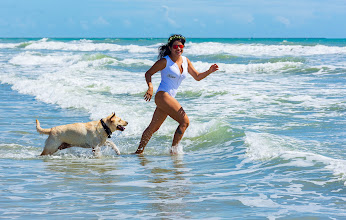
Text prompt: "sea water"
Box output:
[[0, 38, 345, 219]]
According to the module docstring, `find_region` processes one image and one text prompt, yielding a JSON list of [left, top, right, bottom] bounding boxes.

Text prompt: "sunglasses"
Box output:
[[172, 45, 184, 49]]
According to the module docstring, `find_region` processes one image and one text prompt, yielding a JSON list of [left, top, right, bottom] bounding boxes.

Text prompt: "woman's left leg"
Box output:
[[155, 92, 190, 152]]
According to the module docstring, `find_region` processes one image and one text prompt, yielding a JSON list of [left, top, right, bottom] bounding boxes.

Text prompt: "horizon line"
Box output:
[[1, 37, 345, 40]]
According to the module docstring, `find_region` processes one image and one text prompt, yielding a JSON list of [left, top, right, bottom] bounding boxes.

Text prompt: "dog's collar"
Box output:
[[100, 119, 112, 138]]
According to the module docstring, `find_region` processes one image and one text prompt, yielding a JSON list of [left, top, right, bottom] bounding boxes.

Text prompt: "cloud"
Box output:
[[93, 16, 109, 26], [193, 18, 206, 28], [276, 16, 290, 26], [162, 5, 180, 28]]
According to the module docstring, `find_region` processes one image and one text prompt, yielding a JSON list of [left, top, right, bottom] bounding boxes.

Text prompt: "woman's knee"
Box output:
[[180, 116, 190, 130]]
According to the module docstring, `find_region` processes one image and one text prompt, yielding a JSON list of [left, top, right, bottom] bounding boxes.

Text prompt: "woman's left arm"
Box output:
[[187, 58, 219, 81]]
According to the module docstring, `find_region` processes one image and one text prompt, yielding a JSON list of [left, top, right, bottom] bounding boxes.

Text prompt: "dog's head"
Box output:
[[105, 113, 128, 132]]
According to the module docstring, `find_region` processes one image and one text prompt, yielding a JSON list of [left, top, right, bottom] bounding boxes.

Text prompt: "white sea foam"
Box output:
[[0, 43, 21, 49], [0, 144, 41, 159], [2, 39, 346, 58], [3, 47, 342, 140], [119, 58, 154, 66], [245, 132, 346, 184], [192, 60, 304, 74], [23, 38, 156, 53], [3, 51, 322, 126], [9, 51, 80, 66], [9, 51, 154, 69], [0, 143, 130, 160], [186, 42, 346, 57], [238, 194, 279, 208]]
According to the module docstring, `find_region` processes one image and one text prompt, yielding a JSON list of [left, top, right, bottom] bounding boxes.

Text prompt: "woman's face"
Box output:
[[170, 40, 184, 57]]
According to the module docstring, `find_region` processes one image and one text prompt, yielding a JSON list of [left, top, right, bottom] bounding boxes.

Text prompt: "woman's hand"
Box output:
[[209, 64, 219, 73], [144, 86, 153, 102]]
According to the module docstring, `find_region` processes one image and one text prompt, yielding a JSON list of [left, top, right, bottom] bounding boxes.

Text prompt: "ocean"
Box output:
[[0, 38, 345, 219]]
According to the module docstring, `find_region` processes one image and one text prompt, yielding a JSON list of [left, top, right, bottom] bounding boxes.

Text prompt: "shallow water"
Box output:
[[0, 38, 345, 219]]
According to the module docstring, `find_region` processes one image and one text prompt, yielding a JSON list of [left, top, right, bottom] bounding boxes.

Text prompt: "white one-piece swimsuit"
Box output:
[[156, 55, 188, 98]]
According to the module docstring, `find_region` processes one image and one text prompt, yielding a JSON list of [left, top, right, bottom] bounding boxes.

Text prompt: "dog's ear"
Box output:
[[110, 112, 116, 120]]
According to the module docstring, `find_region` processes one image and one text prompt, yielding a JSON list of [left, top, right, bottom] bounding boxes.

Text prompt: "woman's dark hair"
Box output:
[[158, 34, 186, 60]]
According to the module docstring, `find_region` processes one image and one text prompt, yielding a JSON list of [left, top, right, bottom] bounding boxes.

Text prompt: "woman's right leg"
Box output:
[[135, 107, 168, 154]]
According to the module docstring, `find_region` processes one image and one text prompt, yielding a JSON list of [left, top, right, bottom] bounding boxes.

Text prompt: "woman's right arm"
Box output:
[[144, 58, 166, 102]]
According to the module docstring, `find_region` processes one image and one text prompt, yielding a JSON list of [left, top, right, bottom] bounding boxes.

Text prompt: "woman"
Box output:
[[135, 34, 219, 154]]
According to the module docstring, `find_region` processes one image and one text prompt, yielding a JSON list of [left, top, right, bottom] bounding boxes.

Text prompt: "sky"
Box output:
[[0, 0, 345, 38]]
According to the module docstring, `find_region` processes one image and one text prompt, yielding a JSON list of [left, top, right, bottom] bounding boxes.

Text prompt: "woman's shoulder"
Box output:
[[153, 57, 167, 69], [162, 55, 173, 64], [181, 55, 189, 60], [182, 56, 190, 64]]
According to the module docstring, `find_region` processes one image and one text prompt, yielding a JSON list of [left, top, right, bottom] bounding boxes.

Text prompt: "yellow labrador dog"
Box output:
[[36, 113, 128, 156]]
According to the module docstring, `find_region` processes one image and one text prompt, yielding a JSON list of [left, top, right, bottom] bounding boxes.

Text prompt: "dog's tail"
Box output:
[[36, 119, 51, 135]]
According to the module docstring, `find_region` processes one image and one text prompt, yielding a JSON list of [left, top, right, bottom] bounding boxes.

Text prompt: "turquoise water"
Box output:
[[0, 38, 345, 219]]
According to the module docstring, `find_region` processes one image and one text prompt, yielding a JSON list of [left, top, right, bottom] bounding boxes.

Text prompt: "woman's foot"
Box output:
[[134, 147, 144, 154], [170, 145, 184, 155]]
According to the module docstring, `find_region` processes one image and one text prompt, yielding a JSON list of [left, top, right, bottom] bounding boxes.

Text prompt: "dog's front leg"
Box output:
[[106, 140, 120, 155], [92, 146, 101, 158]]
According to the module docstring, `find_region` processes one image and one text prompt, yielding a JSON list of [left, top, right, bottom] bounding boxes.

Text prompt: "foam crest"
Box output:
[[3, 39, 346, 58], [23, 38, 156, 53], [0, 144, 41, 159], [186, 42, 346, 57], [192, 60, 304, 74], [11, 50, 306, 76], [0, 42, 20, 49], [245, 132, 288, 160], [1, 71, 145, 113], [9, 51, 80, 66], [238, 194, 279, 208], [245, 132, 346, 184], [9, 51, 155, 69], [0, 144, 125, 160], [119, 58, 154, 67]]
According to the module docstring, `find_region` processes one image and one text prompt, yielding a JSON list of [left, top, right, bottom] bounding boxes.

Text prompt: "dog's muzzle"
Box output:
[[117, 125, 125, 131]]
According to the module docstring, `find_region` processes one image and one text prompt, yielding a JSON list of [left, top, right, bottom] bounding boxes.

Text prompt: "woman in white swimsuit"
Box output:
[[135, 34, 219, 154]]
